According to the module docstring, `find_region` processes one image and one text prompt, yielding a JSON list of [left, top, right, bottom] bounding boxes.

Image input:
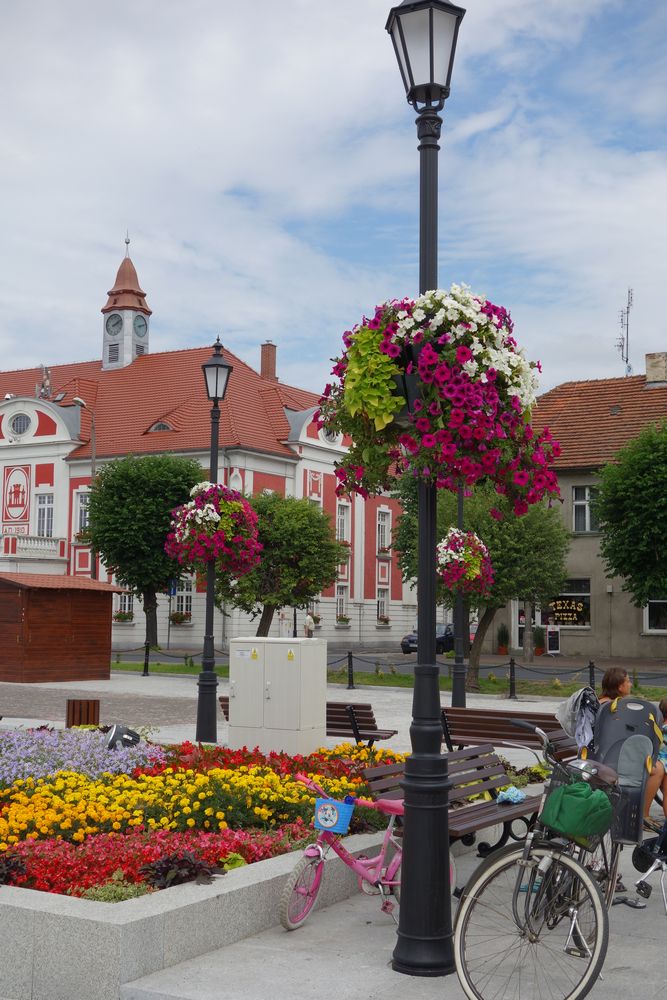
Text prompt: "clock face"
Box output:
[[134, 314, 148, 338], [105, 313, 123, 337]]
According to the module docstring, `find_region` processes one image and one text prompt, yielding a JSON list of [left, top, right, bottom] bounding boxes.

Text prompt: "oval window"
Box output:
[[10, 413, 31, 435]]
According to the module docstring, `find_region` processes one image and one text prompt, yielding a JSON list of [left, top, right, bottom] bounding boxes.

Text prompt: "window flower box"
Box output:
[[336, 615, 351, 626], [376, 615, 391, 626], [169, 611, 192, 625], [112, 611, 134, 623]]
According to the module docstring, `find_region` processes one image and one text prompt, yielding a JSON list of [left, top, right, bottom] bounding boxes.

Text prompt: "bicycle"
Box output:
[[454, 723, 621, 1000], [280, 772, 458, 931]]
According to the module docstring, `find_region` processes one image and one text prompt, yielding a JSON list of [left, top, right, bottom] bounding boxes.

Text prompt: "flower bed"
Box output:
[[0, 730, 404, 899]]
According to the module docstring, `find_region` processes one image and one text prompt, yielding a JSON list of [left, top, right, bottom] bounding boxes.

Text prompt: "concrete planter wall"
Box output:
[[0, 832, 383, 1000]]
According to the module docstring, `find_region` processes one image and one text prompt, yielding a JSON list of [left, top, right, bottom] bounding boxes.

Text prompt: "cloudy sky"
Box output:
[[1, 0, 665, 395]]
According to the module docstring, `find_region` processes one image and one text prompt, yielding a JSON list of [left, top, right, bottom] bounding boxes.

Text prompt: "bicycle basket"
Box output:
[[313, 798, 355, 834], [539, 762, 613, 841]]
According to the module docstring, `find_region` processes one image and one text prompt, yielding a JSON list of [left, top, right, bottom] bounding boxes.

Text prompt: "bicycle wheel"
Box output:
[[454, 842, 608, 1000], [279, 855, 325, 930]]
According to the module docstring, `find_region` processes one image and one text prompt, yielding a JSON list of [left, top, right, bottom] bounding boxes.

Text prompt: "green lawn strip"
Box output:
[[110, 660, 667, 700], [111, 661, 229, 679]]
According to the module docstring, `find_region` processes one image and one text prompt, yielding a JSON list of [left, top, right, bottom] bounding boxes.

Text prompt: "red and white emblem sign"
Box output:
[[3, 465, 31, 523]]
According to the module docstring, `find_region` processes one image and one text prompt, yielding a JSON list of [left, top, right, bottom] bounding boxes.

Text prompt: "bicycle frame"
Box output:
[[303, 811, 402, 900]]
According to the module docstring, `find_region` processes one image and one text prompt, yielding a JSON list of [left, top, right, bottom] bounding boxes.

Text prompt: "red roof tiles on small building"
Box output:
[[0, 572, 120, 591], [534, 373, 667, 470]]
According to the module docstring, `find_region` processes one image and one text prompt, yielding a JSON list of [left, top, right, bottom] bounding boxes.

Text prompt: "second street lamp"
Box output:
[[386, 0, 465, 978], [196, 337, 233, 744]]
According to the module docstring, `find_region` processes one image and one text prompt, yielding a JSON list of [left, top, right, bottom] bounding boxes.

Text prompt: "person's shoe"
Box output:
[[615, 876, 627, 893]]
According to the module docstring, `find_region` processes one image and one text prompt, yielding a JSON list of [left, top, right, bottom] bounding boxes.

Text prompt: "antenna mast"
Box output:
[[616, 287, 633, 375]]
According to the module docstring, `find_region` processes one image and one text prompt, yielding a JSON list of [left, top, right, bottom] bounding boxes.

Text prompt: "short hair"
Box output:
[[659, 697, 667, 719], [600, 667, 629, 700]]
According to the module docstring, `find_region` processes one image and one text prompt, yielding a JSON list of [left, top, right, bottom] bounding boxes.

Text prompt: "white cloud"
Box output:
[[0, 0, 664, 403]]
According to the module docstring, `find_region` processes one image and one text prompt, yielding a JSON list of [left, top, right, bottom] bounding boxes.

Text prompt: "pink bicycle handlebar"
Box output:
[[293, 773, 404, 816]]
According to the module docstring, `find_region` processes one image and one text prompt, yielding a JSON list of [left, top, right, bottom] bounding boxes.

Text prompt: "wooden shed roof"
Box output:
[[0, 573, 121, 592]]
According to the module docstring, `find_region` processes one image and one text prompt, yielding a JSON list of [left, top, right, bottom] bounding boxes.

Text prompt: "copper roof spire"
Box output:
[[102, 240, 152, 315]]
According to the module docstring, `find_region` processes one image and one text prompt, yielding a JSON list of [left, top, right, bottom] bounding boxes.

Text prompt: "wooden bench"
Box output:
[[218, 695, 398, 747], [363, 743, 542, 856], [441, 705, 577, 761], [65, 698, 100, 728]]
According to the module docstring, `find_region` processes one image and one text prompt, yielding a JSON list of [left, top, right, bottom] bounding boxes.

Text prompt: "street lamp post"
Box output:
[[386, 0, 465, 977], [451, 482, 467, 707], [73, 396, 97, 580], [196, 338, 233, 744]]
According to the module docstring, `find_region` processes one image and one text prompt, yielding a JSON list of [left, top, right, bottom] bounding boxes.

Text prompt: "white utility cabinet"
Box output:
[[227, 637, 327, 755]]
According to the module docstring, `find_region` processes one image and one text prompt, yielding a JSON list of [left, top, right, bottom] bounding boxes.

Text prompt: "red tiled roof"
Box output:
[[0, 572, 120, 591], [0, 348, 320, 462], [534, 374, 667, 470]]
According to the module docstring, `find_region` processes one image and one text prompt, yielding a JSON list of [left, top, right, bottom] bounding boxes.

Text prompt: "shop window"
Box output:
[[548, 578, 591, 627]]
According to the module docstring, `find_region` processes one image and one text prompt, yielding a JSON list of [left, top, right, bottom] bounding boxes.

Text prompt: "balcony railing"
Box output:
[[1, 534, 66, 560]]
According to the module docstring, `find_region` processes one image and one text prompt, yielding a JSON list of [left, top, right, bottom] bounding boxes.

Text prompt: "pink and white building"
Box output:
[[0, 249, 415, 649]]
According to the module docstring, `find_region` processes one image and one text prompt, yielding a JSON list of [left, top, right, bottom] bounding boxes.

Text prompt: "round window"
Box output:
[[321, 428, 340, 445], [9, 413, 31, 436]]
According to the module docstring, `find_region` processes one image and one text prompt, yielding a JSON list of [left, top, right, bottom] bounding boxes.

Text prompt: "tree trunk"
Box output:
[[142, 588, 158, 647], [524, 600, 534, 664], [256, 604, 276, 637], [465, 606, 497, 691]]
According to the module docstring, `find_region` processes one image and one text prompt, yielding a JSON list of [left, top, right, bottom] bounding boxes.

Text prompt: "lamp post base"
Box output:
[[195, 669, 218, 744]]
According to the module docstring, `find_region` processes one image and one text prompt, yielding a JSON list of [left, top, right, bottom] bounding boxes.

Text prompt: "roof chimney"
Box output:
[[261, 340, 278, 382], [646, 353, 667, 386]]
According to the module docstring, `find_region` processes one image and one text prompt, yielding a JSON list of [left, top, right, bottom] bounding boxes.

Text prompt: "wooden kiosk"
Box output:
[[0, 572, 120, 682]]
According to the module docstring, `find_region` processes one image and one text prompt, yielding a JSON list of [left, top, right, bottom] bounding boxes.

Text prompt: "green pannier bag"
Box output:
[[539, 780, 612, 839]]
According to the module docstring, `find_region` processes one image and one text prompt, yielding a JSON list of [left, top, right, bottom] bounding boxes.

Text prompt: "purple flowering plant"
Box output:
[[314, 284, 561, 516], [0, 729, 165, 790], [165, 482, 262, 576], [436, 528, 494, 597]]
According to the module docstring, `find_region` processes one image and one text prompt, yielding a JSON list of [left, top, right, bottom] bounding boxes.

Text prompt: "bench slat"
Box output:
[[218, 695, 397, 746]]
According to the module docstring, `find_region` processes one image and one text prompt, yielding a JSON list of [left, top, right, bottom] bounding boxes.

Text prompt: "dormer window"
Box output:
[[149, 421, 173, 432]]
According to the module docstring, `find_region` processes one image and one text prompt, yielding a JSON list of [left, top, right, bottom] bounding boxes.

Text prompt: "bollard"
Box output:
[[347, 651, 355, 690], [588, 660, 595, 689], [142, 641, 150, 677], [508, 657, 517, 700]]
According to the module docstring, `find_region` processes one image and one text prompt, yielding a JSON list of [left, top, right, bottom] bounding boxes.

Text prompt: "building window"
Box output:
[[572, 486, 599, 532], [76, 493, 90, 533], [336, 584, 348, 621], [646, 598, 667, 632], [118, 592, 134, 616], [108, 343, 120, 363], [175, 577, 193, 617], [377, 587, 389, 621], [10, 413, 31, 436], [36, 494, 54, 538], [336, 502, 350, 542], [548, 579, 591, 627], [377, 509, 391, 552]]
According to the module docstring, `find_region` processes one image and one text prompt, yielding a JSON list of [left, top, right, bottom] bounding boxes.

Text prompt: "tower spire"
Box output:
[[125, 231, 130, 257]]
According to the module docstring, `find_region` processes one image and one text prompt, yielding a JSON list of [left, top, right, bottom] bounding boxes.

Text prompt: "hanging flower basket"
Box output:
[[436, 528, 494, 597], [165, 482, 262, 576], [314, 284, 560, 516]]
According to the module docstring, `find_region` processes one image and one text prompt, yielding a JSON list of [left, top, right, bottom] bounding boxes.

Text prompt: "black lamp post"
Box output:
[[196, 337, 233, 743], [73, 395, 97, 580], [386, 0, 465, 977], [451, 482, 467, 707]]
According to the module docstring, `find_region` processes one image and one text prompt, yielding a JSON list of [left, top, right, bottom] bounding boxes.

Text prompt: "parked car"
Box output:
[[401, 623, 454, 655]]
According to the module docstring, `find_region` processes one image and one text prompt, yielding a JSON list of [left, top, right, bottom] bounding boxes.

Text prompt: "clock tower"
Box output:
[[101, 238, 152, 370]]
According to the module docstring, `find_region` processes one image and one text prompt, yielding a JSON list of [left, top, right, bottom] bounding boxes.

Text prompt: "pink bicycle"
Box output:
[[280, 772, 457, 931]]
